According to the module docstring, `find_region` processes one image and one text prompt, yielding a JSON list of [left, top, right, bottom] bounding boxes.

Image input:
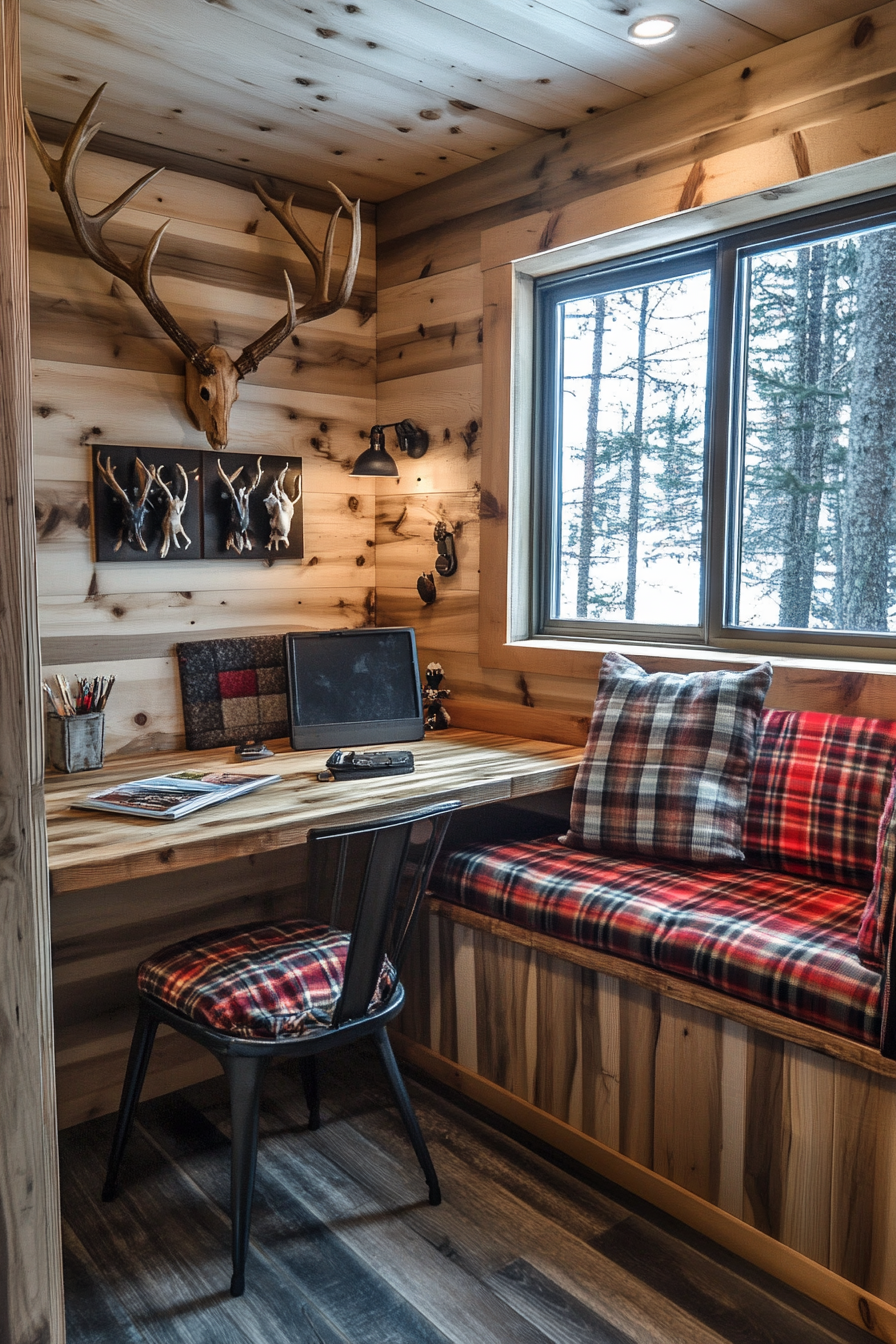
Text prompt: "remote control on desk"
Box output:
[[320, 749, 415, 781]]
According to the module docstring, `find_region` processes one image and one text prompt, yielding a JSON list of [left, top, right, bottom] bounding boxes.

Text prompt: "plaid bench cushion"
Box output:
[[743, 709, 896, 890], [433, 838, 881, 1047], [139, 919, 395, 1040]]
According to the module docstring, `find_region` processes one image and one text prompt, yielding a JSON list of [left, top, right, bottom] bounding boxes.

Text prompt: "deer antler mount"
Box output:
[[25, 86, 362, 450], [95, 452, 154, 552]]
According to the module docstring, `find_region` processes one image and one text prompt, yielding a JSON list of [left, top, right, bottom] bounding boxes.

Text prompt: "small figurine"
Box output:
[[264, 464, 302, 551], [95, 452, 154, 552], [422, 661, 451, 731], [217, 456, 263, 553], [150, 463, 192, 558]]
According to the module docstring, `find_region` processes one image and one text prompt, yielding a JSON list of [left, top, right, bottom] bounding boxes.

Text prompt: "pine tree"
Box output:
[[841, 228, 896, 631], [576, 296, 605, 617]]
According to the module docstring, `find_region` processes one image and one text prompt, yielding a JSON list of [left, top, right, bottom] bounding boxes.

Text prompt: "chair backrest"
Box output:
[[307, 799, 460, 1027]]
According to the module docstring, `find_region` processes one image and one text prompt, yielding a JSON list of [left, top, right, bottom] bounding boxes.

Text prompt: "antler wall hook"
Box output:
[[25, 85, 362, 450]]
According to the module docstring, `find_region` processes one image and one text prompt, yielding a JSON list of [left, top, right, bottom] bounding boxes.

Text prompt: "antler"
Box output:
[[26, 88, 215, 377], [150, 462, 189, 503], [216, 458, 243, 500], [25, 85, 362, 449], [236, 181, 362, 376], [95, 451, 130, 505], [247, 457, 264, 493]]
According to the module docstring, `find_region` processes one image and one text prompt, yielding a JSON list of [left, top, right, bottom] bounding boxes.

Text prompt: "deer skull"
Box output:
[[25, 85, 362, 451], [184, 348, 242, 453]]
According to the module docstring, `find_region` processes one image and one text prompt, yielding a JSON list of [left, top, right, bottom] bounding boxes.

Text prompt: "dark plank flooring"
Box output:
[[59, 1042, 874, 1344]]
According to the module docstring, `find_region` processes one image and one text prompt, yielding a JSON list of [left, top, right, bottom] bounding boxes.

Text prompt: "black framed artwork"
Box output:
[[90, 445, 303, 563]]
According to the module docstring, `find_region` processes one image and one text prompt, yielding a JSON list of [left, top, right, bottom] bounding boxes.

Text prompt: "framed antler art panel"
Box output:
[[203, 453, 303, 561], [91, 446, 303, 563]]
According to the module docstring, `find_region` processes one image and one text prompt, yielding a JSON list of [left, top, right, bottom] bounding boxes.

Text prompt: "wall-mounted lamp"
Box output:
[[350, 420, 429, 477]]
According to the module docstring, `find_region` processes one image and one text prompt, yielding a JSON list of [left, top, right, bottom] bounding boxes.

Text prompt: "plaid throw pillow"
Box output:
[[857, 776, 896, 971], [562, 652, 772, 864], [744, 710, 896, 890]]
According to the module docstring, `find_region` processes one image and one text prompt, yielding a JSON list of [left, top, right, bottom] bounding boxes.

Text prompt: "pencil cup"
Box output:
[[46, 712, 105, 773]]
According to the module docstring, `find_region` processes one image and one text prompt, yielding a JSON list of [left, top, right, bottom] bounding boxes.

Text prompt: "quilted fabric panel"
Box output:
[[563, 652, 772, 865], [138, 918, 395, 1039], [176, 635, 288, 750], [433, 838, 881, 1046], [743, 709, 896, 892]]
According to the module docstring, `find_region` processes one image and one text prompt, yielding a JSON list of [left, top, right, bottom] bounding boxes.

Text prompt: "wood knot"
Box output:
[[853, 15, 874, 46]]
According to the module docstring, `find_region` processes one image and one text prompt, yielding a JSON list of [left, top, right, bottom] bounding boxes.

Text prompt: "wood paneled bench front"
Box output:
[[394, 710, 896, 1342]]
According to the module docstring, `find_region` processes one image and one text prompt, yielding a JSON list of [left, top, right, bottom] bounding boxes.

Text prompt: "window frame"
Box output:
[[530, 187, 896, 657]]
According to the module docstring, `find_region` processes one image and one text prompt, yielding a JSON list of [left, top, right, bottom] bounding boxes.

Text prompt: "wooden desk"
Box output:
[[47, 730, 581, 893], [46, 729, 581, 1126]]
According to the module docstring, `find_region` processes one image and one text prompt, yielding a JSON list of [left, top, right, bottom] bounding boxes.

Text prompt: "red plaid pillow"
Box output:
[[138, 919, 395, 1039], [858, 777, 896, 971], [744, 710, 896, 890], [563, 652, 772, 864]]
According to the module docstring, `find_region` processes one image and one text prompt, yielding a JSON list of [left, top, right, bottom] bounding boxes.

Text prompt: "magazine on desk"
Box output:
[[75, 770, 281, 821]]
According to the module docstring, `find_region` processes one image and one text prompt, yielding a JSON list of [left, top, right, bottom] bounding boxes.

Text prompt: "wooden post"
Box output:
[[0, 0, 65, 1338]]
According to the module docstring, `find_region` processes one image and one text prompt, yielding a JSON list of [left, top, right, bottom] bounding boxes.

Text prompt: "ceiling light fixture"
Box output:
[[627, 14, 679, 43]]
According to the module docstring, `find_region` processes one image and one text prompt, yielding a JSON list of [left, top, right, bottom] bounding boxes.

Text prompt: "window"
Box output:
[[533, 192, 896, 654]]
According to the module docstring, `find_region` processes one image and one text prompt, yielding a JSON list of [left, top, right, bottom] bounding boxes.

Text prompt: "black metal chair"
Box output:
[[101, 798, 460, 1297]]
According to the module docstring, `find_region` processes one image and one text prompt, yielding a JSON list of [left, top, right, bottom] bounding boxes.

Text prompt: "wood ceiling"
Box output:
[[21, 0, 891, 202]]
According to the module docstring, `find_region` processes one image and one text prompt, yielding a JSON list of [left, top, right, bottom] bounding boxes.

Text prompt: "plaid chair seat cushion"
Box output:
[[138, 919, 395, 1040], [563, 653, 772, 865], [433, 838, 881, 1046]]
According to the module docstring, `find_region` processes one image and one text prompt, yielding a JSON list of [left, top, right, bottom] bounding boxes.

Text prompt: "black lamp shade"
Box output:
[[350, 443, 400, 477]]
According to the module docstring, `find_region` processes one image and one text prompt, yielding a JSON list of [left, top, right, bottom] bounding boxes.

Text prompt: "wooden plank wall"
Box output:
[[1, 0, 65, 1334], [374, 7, 896, 736], [400, 907, 896, 1311], [29, 141, 378, 757]]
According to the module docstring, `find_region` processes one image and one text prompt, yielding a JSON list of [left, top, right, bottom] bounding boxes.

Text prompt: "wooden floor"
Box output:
[[60, 1041, 874, 1344]]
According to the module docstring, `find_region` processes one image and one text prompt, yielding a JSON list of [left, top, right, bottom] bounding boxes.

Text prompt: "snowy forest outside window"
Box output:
[[534, 194, 896, 650]]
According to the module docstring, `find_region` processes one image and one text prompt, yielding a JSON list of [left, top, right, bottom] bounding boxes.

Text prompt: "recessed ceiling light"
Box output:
[[627, 14, 679, 43]]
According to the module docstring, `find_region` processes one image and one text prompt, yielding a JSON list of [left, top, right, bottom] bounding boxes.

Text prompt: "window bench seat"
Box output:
[[393, 708, 896, 1340], [431, 836, 881, 1047]]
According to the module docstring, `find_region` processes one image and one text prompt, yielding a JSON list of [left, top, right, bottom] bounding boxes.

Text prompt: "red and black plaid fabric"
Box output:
[[433, 838, 881, 1046], [138, 919, 395, 1040], [563, 653, 772, 865], [743, 709, 896, 891], [859, 774, 896, 970]]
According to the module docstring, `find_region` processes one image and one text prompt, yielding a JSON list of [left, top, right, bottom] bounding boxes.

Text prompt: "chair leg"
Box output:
[[299, 1056, 321, 1131], [373, 1027, 441, 1206], [222, 1053, 268, 1297], [102, 1001, 159, 1202]]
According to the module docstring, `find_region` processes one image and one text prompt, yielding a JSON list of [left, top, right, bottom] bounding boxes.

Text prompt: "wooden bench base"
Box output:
[[396, 901, 896, 1341]]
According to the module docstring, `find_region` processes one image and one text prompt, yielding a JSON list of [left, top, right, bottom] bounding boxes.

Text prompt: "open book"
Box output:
[[75, 769, 281, 821]]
